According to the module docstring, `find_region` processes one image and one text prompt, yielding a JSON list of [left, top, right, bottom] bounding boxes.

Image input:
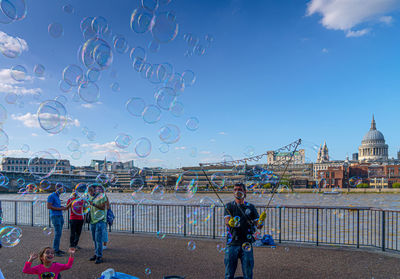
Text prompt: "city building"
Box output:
[[358, 115, 389, 162], [317, 141, 329, 163], [313, 160, 347, 180], [90, 158, 135, 172], [0, 157, 71, 174], [267, 149, 305, 165]]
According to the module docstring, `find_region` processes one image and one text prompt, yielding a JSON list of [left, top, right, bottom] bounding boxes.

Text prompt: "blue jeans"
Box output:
[[90, 221, 105, 258], [224, 245, 254, 279], [102, 224, 108, 243], [50, 215, 64, 252]]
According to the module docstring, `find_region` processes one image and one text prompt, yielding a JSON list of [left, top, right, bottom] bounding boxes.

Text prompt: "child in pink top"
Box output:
[[23, 247, 75, 279]]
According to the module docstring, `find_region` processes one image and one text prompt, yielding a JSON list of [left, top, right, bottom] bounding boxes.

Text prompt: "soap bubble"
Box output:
[[150, 12, 179, 43], [175, 171, 198, 201], [0, 128, 9, 150], [10, 64, 27, 81], [33, 64, 45, 77], [37, 100, 67, 134], [142, 105, 161, 124], [48, 23, 64, 38], [135, 137, 151, 158], [158, 124, 180, 144], [63, 64, 83, 86], [63, 4, 74, 14], [115, 133, 133, 149], [242, 242, 252, 252], [0, 226, 22, 247], [144, 268, 151, 275], [0, 36, 23, 58], [78, 82, 100, 103], [130, 8, 153, 33], [156, 231, 166, 240], [126, 97, 145, 117], [186, 117, 199, 131], [187, 240, 196, 251], [67, 139, 80, 152], [158, 143, 169, 153]]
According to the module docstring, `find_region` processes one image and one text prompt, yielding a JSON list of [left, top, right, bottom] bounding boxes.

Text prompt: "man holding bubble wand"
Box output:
[[200, 139, 301, 279]]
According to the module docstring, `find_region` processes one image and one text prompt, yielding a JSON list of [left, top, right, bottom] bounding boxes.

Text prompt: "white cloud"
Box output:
[[11, 112, 80, 129], [345, 28, 370, 37], [0, 68, 41, 95], [380, 15, 394, 24], [321, 48, 329, 53], [31, 133, 38, 137], [175, 146, 187, 150], [0, 31, 28, 57], [307, 0, 400, 37], [11, 112, 38, 128], [81, 102, 102, 109], [218, 132, 228, 136], [200, 150, 211, 154], [81, 103, 94, 109]]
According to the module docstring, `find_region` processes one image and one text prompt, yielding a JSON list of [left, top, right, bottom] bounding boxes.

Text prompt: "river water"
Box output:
[[1, 192, 400, 210]]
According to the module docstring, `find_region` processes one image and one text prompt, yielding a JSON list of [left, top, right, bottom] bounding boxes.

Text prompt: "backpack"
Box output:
[[106, 208, 115, 226]]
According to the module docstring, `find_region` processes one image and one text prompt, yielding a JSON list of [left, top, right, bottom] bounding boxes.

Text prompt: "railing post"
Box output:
[[31, 201, 34, 227], [212, 206, 216, 239], [279, 207, 282, 243], [316, 208, 319, 246], [357, 210, 360, 248], [14, 201, 17, 225], [382, 211, 386, 251], [184, 205, 187, 237], [131, 204, 135, 234], [156, 205, 160, 233]]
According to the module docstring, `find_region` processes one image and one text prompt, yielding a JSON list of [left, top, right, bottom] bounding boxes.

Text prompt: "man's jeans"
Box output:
[[90, 221, 105, 258], [50, 215, 64, 252], [224, 245, 254, 279]]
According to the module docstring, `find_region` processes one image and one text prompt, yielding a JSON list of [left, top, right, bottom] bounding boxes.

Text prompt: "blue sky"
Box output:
[[0, 0, 400, 168]]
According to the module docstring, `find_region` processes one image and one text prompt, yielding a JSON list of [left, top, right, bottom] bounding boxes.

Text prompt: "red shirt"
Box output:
[[67, 197, 84, 220]]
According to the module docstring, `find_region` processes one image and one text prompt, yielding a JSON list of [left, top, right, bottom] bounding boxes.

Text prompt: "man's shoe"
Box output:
[[95, 257, 103, 264], [103, 245, 107, 250], [89, 255, 97, 261]]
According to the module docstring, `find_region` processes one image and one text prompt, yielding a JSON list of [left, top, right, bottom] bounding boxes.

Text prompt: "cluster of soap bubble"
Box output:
[[349, 177, 362, 187], [182, 33, 214, 57]]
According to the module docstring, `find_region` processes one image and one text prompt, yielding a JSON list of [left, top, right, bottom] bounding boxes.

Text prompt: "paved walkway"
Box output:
[[1, 226, 400, 279]]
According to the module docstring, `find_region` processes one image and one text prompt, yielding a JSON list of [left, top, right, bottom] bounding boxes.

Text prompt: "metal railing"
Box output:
[[1, 199, 399, 252]]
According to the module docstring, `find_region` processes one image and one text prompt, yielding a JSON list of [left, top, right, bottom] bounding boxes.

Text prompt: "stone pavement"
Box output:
[[1, 226, 400, 279]]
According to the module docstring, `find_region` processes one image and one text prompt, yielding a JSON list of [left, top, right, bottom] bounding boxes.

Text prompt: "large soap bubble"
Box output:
[[0, 0, 27, 22], [0, 226, 22, 247], [63, 64, 83, 86], [175, 171, 198, 201], [130, 7, 153, 34], [135, 137, 151, 158], [28, 151, 57, 180], [151, 12, 179, 43], [81, 37, 113, 70], [126, 97, 145, 117], [37, 100, 67, 134], [158, 124, 180, 144], [78, 82, 100, 103]]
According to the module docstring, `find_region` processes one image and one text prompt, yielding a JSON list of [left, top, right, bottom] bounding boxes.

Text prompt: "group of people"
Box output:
[[46, 183, 111, 260], [19, 182, 263, 279]]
